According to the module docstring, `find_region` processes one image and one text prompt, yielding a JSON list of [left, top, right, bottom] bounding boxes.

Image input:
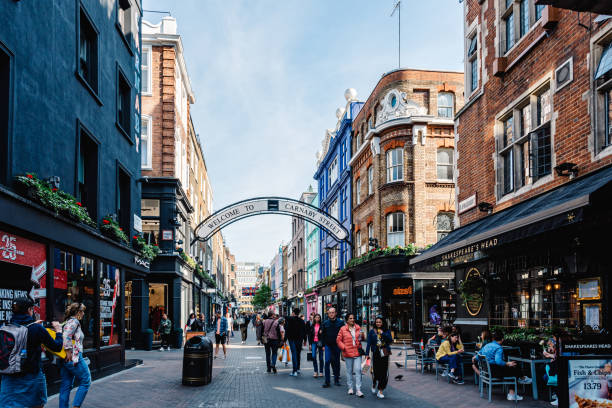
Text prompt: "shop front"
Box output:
[[317, 277, 351, 318], [305, 291, 318, 317], [409, 272, 456, 343], [411, 166, 612, 342]]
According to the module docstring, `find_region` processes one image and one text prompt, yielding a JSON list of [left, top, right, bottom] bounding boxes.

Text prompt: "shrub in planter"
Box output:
[[132, 235, 159, 261], [180, 251, 196, 268], [100, 215, 129, 244]]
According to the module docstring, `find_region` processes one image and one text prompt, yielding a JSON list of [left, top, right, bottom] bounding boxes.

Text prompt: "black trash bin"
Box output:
[[182, 336, 213, 386]]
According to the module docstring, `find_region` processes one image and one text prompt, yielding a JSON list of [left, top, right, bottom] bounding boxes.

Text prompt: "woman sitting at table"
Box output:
[[472, 328, 492, 376], [480, 331, 532, 401], [435, 332, 465, 384], [425, 326, 447, 370]]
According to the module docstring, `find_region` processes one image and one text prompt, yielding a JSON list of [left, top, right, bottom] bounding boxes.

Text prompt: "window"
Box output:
[[141, 199, 160, 245], [436, 212, 454, 241], [367, 166, 373, 195], [368, 223, 374, 243], [141, 115, 152, 168], [0, 46, 11, 184], [497, 83, 553, 197], [328, 157, 338, 186], [356, 230, 362, 256], [467, 34, 478, 93], [437, 148, 454, 181], [519, 0, 529, 38], [503, 0, 542, 53], [386, 148, 403, 182], [117, 69, 131, 136], [78, 6, 99, 93], [117, 0, 132, 46], [504, 11, 515, 53], [386, 212, 405, 247], [535, 4, 545, 20], [117, 167, 131, 234], [78, 127, 98, 219], [356, 178, 361, 205], [356, 133, 362, 149], [142, 45, 151, 95], [329, 199, 338, 220], [437, 93, 454, 118]]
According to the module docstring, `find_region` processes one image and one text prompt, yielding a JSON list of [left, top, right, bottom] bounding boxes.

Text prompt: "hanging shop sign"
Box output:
[[133, 214, 142, 233], [458, 267, 485, 316]]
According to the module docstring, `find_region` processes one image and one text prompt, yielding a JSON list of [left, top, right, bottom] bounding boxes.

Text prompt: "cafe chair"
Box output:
[[414, 345, 436, 374], [477, 355, 518, 405], [435, 358, 451, 383]]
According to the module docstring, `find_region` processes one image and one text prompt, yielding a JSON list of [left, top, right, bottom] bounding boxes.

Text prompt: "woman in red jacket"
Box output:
[[336, 313, 365, 397]]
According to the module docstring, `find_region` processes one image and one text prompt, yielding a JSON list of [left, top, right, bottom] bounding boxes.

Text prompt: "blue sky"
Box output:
[[142, 0, 464, 265]]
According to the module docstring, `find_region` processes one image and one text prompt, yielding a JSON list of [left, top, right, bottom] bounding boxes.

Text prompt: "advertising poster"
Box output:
[[568, 358, 612, 408]]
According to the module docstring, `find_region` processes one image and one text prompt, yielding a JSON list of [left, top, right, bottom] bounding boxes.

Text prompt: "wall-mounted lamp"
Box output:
[[169, 218, 182, 227], [555, 162, 578, 179], [478, 202, 494, 214]]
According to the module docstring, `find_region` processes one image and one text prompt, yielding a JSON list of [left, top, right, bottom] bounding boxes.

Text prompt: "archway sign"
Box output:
[[191, 197, 349, 246]]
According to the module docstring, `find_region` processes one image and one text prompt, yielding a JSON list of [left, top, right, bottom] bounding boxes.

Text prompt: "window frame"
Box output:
[[386, 212, 405, 247], [141, 44, 152, 96], [386, 148, 404, 183], [437, 92, 454, 118], [75, 120, 100, 221], [141, 114, 152, 169], [76, 3, 101, 104], [501, 0, 544, 55], [436, 147, 454, 182], [328, 156, 338, 187], [367, 166, 373, 195], [355, 177, 361, 205], [0, 41, 13, 186], [593, 34, 612, 154], [115, 0, 135, 55], [116, 64, 133, 142]]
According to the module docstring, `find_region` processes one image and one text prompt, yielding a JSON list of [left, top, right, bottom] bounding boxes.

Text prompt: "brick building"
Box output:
[[412, 1, 612, 366], [348, 69, 464, 340]]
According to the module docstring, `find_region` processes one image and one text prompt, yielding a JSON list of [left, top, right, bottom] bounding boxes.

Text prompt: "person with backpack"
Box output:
[[0, 297, 64, 408], [59, 302, 91, 408], [238, 313, 249, 344]]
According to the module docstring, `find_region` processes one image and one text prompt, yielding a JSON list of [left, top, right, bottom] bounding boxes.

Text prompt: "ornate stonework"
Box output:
[[375, 89, 428, 127]]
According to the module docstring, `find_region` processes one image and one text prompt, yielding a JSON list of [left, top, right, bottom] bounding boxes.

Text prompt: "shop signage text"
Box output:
[[441, 238, 499, 262], [134, 256, 150, 269], [458, 194, 477, 214], [392, 287, 413, 296], [133, 214, 142, 233]]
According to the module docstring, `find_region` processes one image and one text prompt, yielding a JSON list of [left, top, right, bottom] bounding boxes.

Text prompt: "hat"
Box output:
[[13, 296, 34, 311]]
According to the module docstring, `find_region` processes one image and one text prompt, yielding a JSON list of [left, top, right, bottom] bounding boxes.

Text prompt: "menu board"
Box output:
[[568, 358, 612, 408]]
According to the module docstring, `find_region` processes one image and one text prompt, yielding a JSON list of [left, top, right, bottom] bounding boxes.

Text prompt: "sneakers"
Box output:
[[550, 399, 558, 406], [356, 390, 364, 398], [158, 347, 163, 352], [289, 372, 297, 377], [377, 391, 385, 399], [447, 372, 459, 380], [296, 370, 301, 375], [441, 369, 449, 377], [348, 389, 354, 395], [371, 387, 377, 394], [507, 393, 524, 401], [518, 376, 533, 385], [452, 378, 465, 385], [322, 383, 331, 388]]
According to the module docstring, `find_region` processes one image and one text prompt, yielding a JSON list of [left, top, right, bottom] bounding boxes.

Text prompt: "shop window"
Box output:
[[77, 127, 99, 220], [386, 212, 405, 247], [148, 283, 168, 343], [437, 92, 454, 118], [117, 167, 131, 234], [141, 115, 152, 168], [436, 212, 454, 241], [594, 40, 612, 151], [116, 68, 131, 137], [436, 148, 454, 181], [386, 148, 403, 182], [78, 6, 99, 94], [355, 178, 361, 205], [53, 248, 95, 349], [0, 45, 10, 184], [100, 264, 120, 346]]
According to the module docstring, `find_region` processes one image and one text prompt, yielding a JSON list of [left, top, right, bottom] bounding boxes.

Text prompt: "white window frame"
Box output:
[[367, 166, 373, 195], [356, 178, 361, 205], [356, 230, 362, 256], [436, 148, 454, 182], [329, 199, 338, 220], [386, 148, 403, 183], [437, 92, 454, 118], [386, 212, 405, 247], [593, 31, 612, 156], [141, 44, 152, 96], [328, 156, 338, 186], [141, 114, 152, 169]]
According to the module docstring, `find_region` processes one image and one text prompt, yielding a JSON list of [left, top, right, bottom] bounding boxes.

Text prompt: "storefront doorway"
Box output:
[[149, 283, 168, 343], [414, 278, 456, 341]]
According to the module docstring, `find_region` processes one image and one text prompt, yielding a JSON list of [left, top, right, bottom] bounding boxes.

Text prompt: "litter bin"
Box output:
[[142, 329, 153, 351], [182, 335, 213, 386]]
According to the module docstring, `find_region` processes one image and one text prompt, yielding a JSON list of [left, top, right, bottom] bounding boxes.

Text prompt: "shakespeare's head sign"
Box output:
[[193, 198, 349, 245]]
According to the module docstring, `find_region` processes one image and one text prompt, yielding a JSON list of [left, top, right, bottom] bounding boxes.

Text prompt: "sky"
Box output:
[[142, 0, 464, 265]]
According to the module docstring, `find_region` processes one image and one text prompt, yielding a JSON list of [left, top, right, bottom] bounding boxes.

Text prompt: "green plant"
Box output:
[[252, 285, 272, 309], [195, 264, 216, 288], [14, 173, 96, 227], [132, 235, 160, 261], [180, 251, 196, 268], [100, 215, 129, 244], [457, 273, 486, 304], [345, 244, 418, 269]]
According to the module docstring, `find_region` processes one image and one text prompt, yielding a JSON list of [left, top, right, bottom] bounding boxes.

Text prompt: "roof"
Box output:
[[411, 165, 612, 265]]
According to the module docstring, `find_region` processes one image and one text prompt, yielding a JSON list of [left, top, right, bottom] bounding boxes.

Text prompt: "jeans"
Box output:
[[324, 344, 341, 384], [0, 370, 47, 407], [59, 356, 91, 408], [345, 356, 362, 391], [288, 340, 302, 373], [265, 339, 279, 369], [161, 333, 171, 348], [311, 343, 324, 373], [438, 354, 463, 377]]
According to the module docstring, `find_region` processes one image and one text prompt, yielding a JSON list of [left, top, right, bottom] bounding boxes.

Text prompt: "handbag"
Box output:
[[261, 335, 268, 344], [306, 352, 313, 362]]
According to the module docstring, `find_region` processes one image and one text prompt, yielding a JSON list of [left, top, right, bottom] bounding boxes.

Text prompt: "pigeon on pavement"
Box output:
[[394, 362, 403, 368], [394, 375, 404, 381]]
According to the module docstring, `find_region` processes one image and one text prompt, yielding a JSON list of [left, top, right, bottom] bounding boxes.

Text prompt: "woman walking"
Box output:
[[59, 302, 91, 408], [336, 313, 365, 397], [255, 314, 264, 345], [366, 316, 393, 399], [307, 313, 324, 378]]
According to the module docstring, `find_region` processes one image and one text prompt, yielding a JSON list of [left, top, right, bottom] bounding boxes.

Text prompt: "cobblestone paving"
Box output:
[[48, 327, 550, 408]]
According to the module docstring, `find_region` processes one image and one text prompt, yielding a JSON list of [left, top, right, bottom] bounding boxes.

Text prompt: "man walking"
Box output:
[[321, 307, 344, 387], [285, 308, 307, 376], [213, 311, 229, 359], [262, 311, 280, 374], [239, 312, 249, 344]]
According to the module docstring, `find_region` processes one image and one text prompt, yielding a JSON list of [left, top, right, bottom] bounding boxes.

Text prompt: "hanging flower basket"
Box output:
[[132, 235, 160, 261]]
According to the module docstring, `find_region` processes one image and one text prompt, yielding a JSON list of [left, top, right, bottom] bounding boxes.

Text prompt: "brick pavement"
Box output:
[[47, 327, 551, 408]]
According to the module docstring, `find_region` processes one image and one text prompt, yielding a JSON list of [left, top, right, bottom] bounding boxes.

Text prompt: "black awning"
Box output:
[[535, 0, 612, 14], [411, 165, 612, 266]]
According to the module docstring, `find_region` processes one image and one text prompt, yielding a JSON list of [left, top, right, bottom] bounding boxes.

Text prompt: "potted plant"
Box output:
[[132, 234, 160, 261], [100, 215, 129, 244]]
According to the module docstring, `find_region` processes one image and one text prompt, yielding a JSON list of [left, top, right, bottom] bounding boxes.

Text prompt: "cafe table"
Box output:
[[508, 356, 551, 400]]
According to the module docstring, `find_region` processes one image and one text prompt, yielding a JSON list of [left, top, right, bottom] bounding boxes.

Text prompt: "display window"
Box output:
[[149, 283, 168, 342], [100, 264, 120, 346], [415, 279, 455, 339]]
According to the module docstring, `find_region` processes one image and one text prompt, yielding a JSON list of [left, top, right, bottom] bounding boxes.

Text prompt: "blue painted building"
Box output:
[[314, 90, 363, 281]]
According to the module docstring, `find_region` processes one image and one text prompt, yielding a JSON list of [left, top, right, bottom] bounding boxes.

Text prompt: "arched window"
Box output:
[[437, 148, 454, 181], [437, 92, 454, 118], [437, 212, 454, 241], [386, 148, 403, 182], [386, 212, 405, 247]]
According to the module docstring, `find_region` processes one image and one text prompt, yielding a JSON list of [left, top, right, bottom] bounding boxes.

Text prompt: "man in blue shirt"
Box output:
[[480, 331, 532, 401], [320, 307, 344, 388]]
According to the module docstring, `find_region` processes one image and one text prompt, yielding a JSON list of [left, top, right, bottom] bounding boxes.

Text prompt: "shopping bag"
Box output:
[[42, 328, 66, 359], [361, 356, 371, 374]]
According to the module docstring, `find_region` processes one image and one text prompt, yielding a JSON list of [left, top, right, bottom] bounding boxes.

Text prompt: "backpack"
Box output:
[[0, 322, 33, 375]]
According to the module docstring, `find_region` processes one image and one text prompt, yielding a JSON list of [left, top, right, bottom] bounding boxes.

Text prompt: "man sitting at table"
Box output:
[[435, 331, 465, 384], [480, 331, 533, 401]]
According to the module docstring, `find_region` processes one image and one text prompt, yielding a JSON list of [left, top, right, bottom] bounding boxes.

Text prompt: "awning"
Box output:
[[411, 165, 612, 266], [595, 42, 612, 80], [535, 0, 612, 14]]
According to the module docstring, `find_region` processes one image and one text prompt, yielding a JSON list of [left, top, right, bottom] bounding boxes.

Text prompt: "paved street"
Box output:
[[48, 326, 550, 408]]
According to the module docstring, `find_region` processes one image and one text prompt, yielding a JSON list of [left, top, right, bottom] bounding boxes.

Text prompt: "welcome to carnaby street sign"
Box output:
[[192, 197, 349, 245]]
